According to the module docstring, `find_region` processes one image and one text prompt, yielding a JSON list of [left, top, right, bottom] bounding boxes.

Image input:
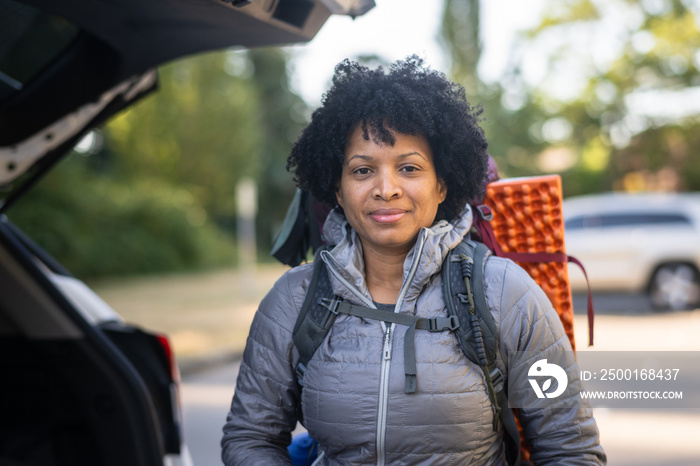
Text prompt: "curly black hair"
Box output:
[[286, 55, 488, 221]]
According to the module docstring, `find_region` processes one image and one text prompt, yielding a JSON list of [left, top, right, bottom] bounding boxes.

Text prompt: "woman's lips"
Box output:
[[370, 209, 406, 223]]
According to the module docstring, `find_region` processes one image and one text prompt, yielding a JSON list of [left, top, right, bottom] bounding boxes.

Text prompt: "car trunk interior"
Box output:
[[0, 218, 170, 466]]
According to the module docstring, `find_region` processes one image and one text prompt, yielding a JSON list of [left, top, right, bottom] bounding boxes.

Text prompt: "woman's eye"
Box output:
[[353, 167, 371, 175], [401, 165, 420, 173]]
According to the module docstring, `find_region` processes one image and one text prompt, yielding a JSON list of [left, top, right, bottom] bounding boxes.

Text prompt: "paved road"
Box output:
[[572, 292, 655, 316], [181, 307, 700, 465], [181, 363, 238, 466]]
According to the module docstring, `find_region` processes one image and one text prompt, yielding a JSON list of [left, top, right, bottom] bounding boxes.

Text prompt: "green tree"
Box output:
[[441, 0, 700, 194], [107, 48, 308, 254], [246, 48, 310, 252], [440, 0, 550, 179], [10, 154, 238, 278], [106, 50, 264, 227], [520, 0, 700, 193], [440, 0, 482, 95]]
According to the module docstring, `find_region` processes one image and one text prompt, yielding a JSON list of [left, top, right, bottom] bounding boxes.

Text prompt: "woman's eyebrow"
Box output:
[[398, 151, 427, 161], [346, 154, 372, 164], [346, 152, 427, 164]]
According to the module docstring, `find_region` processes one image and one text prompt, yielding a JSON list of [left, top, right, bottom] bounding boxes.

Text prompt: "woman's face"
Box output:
[[336, 125, 447, 256]]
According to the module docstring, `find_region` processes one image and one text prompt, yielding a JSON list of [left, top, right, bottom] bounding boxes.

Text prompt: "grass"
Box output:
[[89, 263, 290, 363]]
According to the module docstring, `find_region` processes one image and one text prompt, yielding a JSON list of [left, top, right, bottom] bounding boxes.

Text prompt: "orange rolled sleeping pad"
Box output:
[[478, 175, 595, 463], [482, 175, 578, 350]]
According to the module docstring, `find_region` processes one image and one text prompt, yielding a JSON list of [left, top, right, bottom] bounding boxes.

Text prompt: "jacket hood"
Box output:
[[319, 205, 474, 309]]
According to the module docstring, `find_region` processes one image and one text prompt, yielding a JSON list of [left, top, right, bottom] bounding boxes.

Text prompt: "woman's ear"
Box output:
[[335, 184, 344, 209], [438, 178, 447, 204]]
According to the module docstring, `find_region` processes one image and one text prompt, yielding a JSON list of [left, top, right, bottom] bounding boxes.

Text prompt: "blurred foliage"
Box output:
[[440, 0, 482, 96], [106, 50, 263, 224], [441, 0, 551, 179], [247, 49, 310, 249], [10, 47, 306, 278], [442, 0, 700, 196], [10, 156, 237, 277]]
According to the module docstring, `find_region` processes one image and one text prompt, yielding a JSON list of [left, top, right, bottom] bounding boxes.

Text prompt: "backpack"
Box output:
[[292, 238, 523, 466]]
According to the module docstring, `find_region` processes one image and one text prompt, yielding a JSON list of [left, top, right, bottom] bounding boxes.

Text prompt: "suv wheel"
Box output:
[[649, 263, 700, 311]]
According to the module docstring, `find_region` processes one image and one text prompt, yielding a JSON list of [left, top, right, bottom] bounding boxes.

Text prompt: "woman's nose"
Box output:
[[372, 170, 401, 199]]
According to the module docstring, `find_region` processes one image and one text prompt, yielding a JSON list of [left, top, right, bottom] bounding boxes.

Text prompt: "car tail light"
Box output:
[[155, 332, 181, 384], [154, 331, 186, 456]]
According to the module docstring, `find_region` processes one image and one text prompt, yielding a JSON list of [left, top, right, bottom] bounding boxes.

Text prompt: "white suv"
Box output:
[[564, 192, 700, 311]]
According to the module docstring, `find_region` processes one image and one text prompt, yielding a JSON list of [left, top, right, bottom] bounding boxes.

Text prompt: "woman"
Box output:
[[222, 56, 606, 465]]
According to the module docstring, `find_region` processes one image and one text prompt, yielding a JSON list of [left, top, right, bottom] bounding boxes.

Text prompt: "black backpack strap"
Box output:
[[292, 246, 338, 387], [442, 239, 522, 466]]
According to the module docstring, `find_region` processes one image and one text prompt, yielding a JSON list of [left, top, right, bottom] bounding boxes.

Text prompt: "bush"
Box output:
[[9, 157, 237, 279]]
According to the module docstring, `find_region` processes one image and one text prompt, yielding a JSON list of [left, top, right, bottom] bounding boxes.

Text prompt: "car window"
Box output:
[[0, 0, 79, 102], [566, 212, 692, 230]]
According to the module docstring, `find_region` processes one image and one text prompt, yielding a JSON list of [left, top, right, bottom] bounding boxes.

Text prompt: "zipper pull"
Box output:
[[383, 327, 393, 360]]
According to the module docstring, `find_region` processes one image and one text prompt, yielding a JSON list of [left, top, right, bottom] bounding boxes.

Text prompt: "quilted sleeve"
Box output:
[[486, 257, 607, 465], [221, 266, 309, 466]]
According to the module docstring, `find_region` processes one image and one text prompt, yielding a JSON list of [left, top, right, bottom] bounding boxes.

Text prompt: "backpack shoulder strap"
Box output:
[[442, 239, 522, 466], [442, 240, 497, 366], [292, 246, 338, 386]]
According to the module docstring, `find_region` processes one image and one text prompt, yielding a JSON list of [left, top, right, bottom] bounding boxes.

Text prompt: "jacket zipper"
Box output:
[[375, 323, 393, 466], [375, 229, 429, 466], [321, 229, 430, 465]]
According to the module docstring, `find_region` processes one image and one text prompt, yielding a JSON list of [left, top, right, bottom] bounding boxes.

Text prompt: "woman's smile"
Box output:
[[369, 208, 407, 223]]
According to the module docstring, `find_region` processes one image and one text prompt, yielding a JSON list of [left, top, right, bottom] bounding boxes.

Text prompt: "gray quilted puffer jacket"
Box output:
[[222, 207, 606, 465]]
